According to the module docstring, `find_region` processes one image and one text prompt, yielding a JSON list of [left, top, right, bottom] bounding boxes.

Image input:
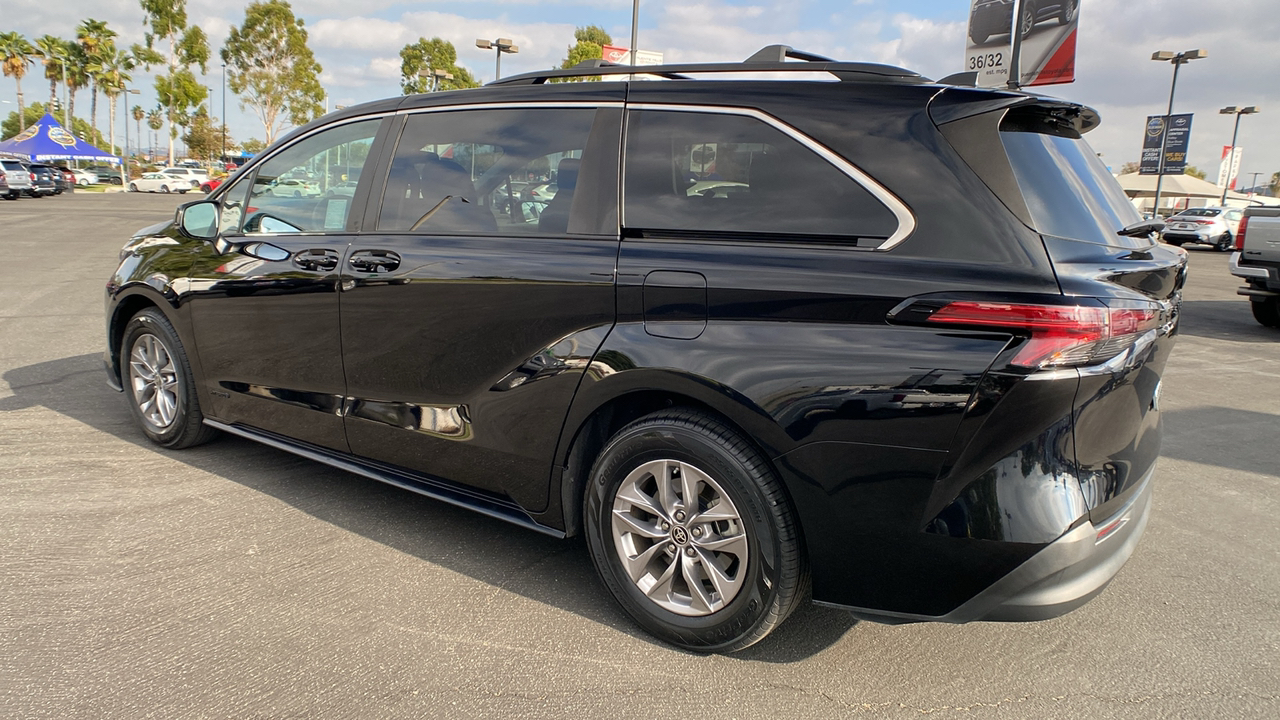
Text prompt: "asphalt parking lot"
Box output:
[[1, 192, 1277, 718]]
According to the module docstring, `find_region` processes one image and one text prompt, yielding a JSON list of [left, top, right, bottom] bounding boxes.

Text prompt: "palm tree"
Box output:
[[98, 45, 131, 155], [65, 45, 88, 128], [132, 105, 145, 161], [34, 35, 67, 111], [147, 107, 163, 159], [0, 32, 36, 133], [77, 19, 117, 142]]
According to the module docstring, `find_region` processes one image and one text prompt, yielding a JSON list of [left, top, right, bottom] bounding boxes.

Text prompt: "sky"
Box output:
[[4, 0, 1276, 186]]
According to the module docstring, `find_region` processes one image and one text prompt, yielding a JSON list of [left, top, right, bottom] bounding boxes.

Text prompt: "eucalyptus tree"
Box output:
[[221, 0, 325, 144], [0, 32, 36, 132], [398, 37, 478, 94], [139, 0, 210, 164]]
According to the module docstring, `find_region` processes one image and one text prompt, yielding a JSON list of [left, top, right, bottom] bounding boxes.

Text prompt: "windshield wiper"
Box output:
[[1117, 219, 1165, 238]]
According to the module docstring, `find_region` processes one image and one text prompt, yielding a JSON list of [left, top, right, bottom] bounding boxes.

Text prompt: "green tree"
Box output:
[[77, 18, 118, 142], [0, 32, 36, 133], [555, 25, 612, 83], [1270, 171, 1279, 197], [140, 0, 211, 164], [222, 0, 325, 144], [96, 45, 133, 159], [181, 107, 230, 160], [146, 107, 163, 158], [1118, 161, 1140, 175], [1184, 165, 1207, 181], [241, 137, 266, 155], [399, 37, 479, 94]]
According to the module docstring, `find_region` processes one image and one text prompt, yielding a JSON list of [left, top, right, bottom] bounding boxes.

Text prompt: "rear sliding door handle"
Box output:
[[349, 250, 401, 273], [293, 248, 339, 271]]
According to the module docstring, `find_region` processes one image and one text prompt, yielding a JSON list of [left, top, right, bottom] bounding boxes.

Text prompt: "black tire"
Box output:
[[111, 177, 122, 185], [1058, 0, 1078, 24], [161, 185, 170, 193], [1218, 233, 1234, 252], [969, 29, 990, 44], [1019, 3, 1036, 37], [584, 409, 808, 653], [128, 183, 138, 192], [120, 308, 218, 448], [1251, 297, 1280, 328]]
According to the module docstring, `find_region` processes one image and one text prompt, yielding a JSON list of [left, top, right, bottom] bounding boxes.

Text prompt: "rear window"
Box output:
[[1000, 108, 1143, 247], [1175, 208, 1221, 217]]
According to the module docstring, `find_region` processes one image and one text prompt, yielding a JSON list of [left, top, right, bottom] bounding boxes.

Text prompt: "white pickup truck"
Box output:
[[1230, 206, 1280, 327]]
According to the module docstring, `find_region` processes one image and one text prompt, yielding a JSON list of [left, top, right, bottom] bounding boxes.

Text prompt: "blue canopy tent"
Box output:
[[0, 113, 120, 163]]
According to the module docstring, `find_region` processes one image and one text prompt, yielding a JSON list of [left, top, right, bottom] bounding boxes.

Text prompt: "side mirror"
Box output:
[[176, 201, 219, 240]]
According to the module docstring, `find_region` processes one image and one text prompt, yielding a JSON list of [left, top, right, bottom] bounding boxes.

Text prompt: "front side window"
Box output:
[[377, 107, 598, 236], [243, 118, 381, 234], [623, 110, 898, 241]]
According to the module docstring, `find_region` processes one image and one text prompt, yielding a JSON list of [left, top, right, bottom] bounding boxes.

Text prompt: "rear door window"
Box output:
[[999, 108, 1144, 247], [623, 109, 899, 242]]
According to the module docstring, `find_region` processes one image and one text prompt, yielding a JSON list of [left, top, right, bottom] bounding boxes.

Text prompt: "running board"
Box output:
[[203, 419, 565, 538]]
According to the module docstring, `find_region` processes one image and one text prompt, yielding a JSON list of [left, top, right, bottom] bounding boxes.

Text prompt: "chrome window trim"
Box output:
[[624, 102, 916, 250]]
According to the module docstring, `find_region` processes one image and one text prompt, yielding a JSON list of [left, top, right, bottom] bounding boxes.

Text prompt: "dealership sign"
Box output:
[[601, 45, 664, 66], [1139, 114, 1194, 175], [963, 0, 1079, 88]]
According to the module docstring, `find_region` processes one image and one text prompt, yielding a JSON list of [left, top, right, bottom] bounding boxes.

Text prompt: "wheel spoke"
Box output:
[[611, 508, 667, 540], [643, 553, 679, 601], [157, 391, 176, 425], [622, 540, 670, 583], [692, 500, 740, 523], [681, 553, 717, 613], [654, 460, 680, 516], [693, 530, 748, 557], [678, 461, 704, 515], [615, 481, 666, 521], [695, 547, 740, 602]]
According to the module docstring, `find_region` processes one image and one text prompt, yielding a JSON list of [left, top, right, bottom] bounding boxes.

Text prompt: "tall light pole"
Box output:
[[419, 67, 453, 92], [630, 0, 640, 66], [476, 38, 518, 81], [1218, 105, 1258, 204], [221, 62, 227, 166], [1150, 49, 1206, 217], [122, 87, 139, 172], [1246, 171, 1263, 195]]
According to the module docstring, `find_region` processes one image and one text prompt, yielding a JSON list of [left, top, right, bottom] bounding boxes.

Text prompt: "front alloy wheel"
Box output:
[[129, 333, 180, 431]]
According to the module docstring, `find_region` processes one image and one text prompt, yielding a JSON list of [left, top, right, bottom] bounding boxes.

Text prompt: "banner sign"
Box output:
[[1139, 114, 1194, 175], [963, 0, 1078, 88], [1217, 145, 1243, 190], [601, 45, 664, 66]]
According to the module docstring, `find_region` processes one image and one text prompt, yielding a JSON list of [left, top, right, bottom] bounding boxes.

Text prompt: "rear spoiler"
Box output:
[[927, 87, 1100, 136]]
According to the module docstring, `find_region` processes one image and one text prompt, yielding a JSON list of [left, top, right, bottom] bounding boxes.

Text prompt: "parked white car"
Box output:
[[159, 167, 206, 188], [128, 172, 190, 194], [71, 169, 98, 186]]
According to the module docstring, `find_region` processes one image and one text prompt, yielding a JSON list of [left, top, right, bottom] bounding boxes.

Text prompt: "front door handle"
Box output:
[[349, 250, 401, 273], [293, 248, 339, 272]]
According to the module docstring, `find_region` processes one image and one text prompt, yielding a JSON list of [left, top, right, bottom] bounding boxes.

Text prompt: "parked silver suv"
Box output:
[[1, 158, 34, 199], [1162, 206, 1242, 251]]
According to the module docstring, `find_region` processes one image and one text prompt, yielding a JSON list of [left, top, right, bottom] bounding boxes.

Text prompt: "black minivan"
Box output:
[[105, 47, 1184, 652]]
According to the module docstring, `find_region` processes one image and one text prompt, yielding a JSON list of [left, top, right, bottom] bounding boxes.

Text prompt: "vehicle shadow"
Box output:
[[0, 353, 857, 661], [1162, 406, 1280, 477], [1176, 300, 1278, 344]]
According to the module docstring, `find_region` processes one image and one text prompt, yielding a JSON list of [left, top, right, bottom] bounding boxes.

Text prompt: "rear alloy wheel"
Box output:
[[121, 309, 218, 448], [1020, 3, 1036, 37], [1218, 233, 1234, 252], [585, 409, 807, 652], [161, 185, 170, 193], [1059, 0, 1078, 24], [128, 183, 138, 192], [1252, 297, 1280, 328]]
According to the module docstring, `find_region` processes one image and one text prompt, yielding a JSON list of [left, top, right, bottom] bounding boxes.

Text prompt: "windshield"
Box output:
[[1001, 122, 1144, 248]]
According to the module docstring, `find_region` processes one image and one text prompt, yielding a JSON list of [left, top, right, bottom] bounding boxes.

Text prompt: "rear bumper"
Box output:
[[823, 466, 1154, 624], [1230, 252, 1280, 295]]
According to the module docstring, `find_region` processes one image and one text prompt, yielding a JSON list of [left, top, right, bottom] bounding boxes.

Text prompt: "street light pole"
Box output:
[[1246, 171, 1263, 195], [630, 0, 640, 66], [1150, 49, 1206, 217], [476, 38, 518, 81], [221, 62, 227, 167], [1218, 105, 1258, 205]]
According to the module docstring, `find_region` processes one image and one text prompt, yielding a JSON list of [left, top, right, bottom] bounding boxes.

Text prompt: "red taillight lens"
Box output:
[[1235, 216, 1248, 251], [924, 301, 1160, 369]]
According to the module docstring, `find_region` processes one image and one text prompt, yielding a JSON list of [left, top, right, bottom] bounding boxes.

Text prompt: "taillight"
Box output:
[[916, 300, 1161, 369], [1235, 216, 1248, 251]]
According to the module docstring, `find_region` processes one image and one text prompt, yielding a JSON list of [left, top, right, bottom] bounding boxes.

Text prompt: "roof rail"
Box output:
[[490, 59, 927, 86], [744, 44, 834, 63]]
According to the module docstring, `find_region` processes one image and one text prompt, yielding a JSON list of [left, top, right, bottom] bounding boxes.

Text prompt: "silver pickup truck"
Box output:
[[1230, 206, 1280, 327]]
